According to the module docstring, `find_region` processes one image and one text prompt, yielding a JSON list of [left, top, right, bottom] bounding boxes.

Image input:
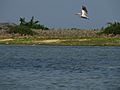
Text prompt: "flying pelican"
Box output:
[[75, 5, 89, 19]]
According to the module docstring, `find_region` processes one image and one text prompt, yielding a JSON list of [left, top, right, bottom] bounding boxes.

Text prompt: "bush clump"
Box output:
[[8, 25, 35, 35], [19, 16, 49, 30], [100, 22, 120, 35]]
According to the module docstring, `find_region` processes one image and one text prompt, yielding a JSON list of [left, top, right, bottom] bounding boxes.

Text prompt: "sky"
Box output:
[[0, 0, 120, 29]]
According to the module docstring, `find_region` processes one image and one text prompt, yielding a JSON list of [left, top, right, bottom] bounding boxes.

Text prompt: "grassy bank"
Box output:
[[0, 29, 120, 46], [0, 37, 120, 46]]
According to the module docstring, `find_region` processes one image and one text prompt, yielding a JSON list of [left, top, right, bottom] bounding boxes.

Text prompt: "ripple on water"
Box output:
[[0, 46, 120, 90]]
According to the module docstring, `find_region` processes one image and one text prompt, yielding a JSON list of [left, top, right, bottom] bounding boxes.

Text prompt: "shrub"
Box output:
[[8, 25, 35, 35], [19, 16, 49, 30], [100, 22, 120, 35]]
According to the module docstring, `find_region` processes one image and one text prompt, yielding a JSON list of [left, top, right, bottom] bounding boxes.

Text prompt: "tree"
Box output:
[[19, 17, 26, 25], [19, 16, 49, 30], [100, 22, 120, 35]]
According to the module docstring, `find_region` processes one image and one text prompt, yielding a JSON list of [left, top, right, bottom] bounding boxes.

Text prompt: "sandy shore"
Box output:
[[0, 38, 120, 46], [0, 39, 14, 41]]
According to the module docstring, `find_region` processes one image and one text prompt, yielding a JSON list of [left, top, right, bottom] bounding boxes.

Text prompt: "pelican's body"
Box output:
[[75, 5, 89, 19]]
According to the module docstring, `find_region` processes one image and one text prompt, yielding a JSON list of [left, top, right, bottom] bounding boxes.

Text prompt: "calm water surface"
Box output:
[[0, 45, 120, 90]]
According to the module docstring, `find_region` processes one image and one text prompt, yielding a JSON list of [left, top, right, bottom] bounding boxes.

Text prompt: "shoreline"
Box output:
[[0, 37, 120, 46]]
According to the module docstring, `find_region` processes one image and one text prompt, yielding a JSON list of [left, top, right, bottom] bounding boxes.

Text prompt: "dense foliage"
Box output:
[[19, 16, 49, 30], [6, 16, 49, 35], [100, 22, 120, 35], [8, 25, 35, 35]]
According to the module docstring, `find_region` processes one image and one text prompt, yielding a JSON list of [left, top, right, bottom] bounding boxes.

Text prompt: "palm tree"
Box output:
[[19, 17, 26, 25]]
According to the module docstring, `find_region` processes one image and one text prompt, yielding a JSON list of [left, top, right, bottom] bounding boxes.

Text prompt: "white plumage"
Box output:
[[75, 5, 89, 19]]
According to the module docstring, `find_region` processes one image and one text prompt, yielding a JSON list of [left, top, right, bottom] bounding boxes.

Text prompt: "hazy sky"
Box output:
[[0, 0, 120, 29]]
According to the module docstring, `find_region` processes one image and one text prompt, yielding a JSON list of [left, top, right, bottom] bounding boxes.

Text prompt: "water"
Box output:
[[0, 45, 120, 90]]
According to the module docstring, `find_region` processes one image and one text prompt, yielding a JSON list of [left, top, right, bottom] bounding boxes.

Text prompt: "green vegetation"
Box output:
[[5, 16, 49, 35], [19, 16, 49, 30], [7, 25, 35, 36], [99, 22, 120, 35]]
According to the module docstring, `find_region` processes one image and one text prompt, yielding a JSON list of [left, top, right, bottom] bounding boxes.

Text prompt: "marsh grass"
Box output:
[[35, 29, 98, 38]]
